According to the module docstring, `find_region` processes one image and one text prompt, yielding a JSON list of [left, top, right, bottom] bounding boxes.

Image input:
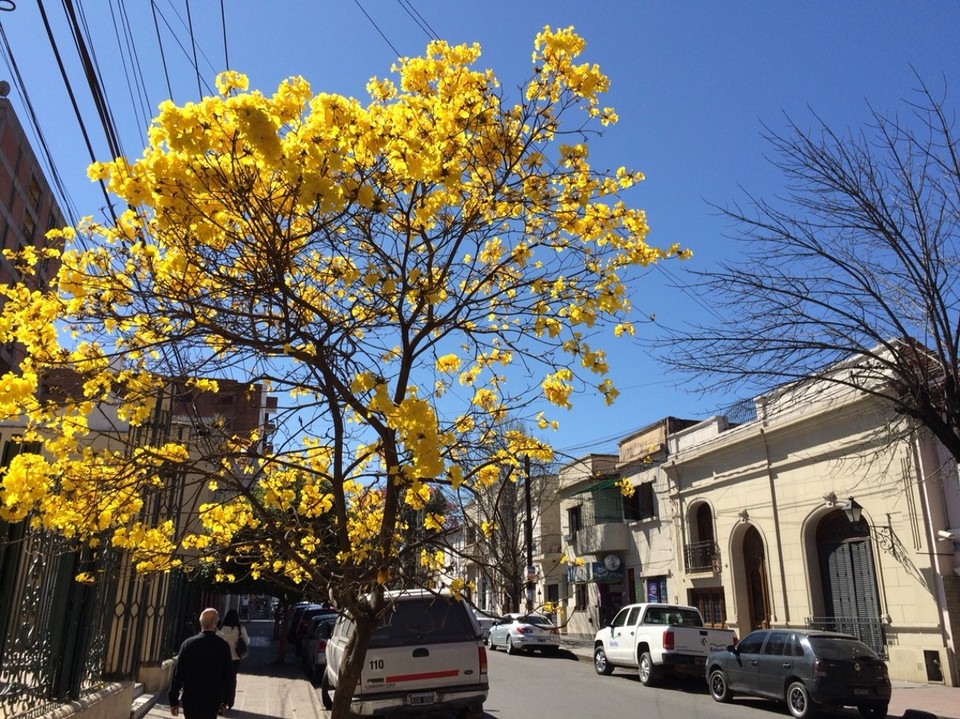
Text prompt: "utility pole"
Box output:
[[524, 454, 534, 613]]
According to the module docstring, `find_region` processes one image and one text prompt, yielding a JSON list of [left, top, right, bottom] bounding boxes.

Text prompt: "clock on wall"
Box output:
[[603, 554, 621, 571]]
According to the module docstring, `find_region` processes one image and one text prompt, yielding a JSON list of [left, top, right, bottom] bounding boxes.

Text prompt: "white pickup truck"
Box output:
[[593, 602, 736, 686]]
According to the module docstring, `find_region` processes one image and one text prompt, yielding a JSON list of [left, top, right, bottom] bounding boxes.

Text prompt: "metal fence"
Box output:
[[0, 527, 118, 719], [804, 615, 887, 658]]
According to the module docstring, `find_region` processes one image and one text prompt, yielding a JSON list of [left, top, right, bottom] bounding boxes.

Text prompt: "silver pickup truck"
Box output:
[[593, 602, 737, 686]]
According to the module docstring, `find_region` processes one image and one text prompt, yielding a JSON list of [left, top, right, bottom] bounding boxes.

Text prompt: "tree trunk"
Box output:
[[330, 612, 375, 719]]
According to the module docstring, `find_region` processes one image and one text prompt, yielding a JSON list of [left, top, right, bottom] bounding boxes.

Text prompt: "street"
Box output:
[[141, 620, 954, 719]]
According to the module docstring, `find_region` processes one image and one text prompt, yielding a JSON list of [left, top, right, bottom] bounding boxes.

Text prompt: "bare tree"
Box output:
[[659, 77, 960, 462]]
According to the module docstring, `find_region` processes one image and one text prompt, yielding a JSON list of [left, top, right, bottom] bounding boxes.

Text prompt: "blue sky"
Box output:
[[1, 2, 957, 457]]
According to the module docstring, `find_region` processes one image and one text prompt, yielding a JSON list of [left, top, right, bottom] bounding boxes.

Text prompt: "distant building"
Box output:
[[0, 91, 65, 373]]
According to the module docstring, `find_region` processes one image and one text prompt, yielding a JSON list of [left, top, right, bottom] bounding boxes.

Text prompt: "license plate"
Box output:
[[853, 688, 871, 696], [406, 692, 437, 706]]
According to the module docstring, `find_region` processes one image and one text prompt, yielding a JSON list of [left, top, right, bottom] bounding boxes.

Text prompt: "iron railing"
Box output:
[[805, 616, 887, 658], [683, 540, 719, 572]]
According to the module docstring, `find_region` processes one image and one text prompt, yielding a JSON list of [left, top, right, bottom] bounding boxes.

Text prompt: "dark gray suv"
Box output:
[[706, 629, 891, 719]]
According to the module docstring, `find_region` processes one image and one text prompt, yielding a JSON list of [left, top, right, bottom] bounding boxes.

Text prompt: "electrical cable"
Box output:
[[35, 0, 116, 222], [150, 0, 174, 99], [396, 0, 438, 41], [184, 0, 202, 99], [353, 0, 400, 58], [220, 0, 228, 70]]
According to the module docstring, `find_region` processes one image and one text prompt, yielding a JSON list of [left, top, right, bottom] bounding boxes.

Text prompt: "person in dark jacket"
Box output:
[[168, 608, 233, 719]]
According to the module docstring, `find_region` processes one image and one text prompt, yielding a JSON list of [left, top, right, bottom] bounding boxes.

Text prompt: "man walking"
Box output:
[[168, 608, 234, 719]]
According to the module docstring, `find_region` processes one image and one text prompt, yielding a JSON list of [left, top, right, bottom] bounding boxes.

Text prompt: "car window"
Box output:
[[611, 608, 630, 628], [808, 636, 879, 660], [763, 632, 788, 655], [737, 631, 766, 655], [673, 609, 704, 627], [370, 597, 476, 648], [644, 608, 666, 624], [626, 606, 641, 625], [519, 614, 553, 627]]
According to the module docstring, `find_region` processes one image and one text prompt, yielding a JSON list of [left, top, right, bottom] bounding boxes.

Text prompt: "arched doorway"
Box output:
[[742, 526, 771, 629], [816, 511, 884, 653]]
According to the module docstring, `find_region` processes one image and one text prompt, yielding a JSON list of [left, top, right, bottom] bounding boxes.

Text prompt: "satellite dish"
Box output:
[[0, 81, 9, 97]]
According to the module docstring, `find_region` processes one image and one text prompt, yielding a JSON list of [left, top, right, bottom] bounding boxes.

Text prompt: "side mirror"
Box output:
[[725, 644, 737, 653]]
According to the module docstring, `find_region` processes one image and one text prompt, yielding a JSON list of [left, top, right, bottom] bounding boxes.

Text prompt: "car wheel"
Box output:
[[320, 671, 333, 710], [638, 652, 659, 686], [487, 634, 496, 651], [786, 681, 817, 719], [857, 703, 888, 719], [506, 636, 518, 655], [708, 668, 733, 703], [593, 646, 614, 675]]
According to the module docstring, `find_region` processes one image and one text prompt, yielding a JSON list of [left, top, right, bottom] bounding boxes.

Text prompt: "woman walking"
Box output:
[[216, 609, 250, 713]]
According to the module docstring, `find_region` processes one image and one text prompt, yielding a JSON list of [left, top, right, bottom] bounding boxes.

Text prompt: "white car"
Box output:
[[486, 612, 561, 654], [321, 590, 487, 718]]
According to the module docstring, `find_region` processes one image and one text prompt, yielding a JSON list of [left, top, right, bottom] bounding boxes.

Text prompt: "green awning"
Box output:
[[571, 477, 619, 495]]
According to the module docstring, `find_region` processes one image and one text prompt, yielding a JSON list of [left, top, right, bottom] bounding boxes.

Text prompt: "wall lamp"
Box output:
[[842, 496, 898, 558], [842, 497, 863, 523]]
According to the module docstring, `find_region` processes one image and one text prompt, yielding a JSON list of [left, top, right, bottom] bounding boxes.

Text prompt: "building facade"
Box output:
[[553, 379, 959, 685]]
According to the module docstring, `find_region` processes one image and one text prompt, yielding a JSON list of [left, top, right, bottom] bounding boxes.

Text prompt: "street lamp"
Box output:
[[841, 497, 863, 523]]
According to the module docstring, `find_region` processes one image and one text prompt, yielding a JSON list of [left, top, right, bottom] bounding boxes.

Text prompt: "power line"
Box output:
[[352, 0, 400, 58], [396, 0, 438, 41], [35, 0, 116, 222], [184, 0, 201, 99]]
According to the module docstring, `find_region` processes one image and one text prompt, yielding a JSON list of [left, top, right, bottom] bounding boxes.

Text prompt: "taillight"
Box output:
[[316, 639, 327, 652], [550, 628, 559, 636], [813, 658, 827, 678], [516, 626, 534, 634], [663, 630, 675, 651], [478, 646, 488, 677]]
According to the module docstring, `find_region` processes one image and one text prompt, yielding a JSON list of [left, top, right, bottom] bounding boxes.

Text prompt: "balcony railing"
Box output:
[[805, 616, 887, 658], [683, 540, 718, 573]]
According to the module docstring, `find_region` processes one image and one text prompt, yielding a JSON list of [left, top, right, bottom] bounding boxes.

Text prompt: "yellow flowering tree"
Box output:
[[0, 27, 687, 715]]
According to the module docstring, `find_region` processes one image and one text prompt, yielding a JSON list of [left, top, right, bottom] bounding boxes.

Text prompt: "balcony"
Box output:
[[574, 522, 629, 556], [684, 540, 719, 573], [533, 533, 564, 563]]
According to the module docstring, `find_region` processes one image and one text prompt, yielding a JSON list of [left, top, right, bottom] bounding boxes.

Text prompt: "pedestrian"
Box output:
[[217, 608, 250, 710], [168, 608, 233, 719]]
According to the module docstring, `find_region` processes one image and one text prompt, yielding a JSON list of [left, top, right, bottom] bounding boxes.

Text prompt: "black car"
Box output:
[[706, 629, 891, 719]]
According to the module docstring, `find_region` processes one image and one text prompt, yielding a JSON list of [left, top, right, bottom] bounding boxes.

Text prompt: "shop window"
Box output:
[[645, 576, 668, 603]]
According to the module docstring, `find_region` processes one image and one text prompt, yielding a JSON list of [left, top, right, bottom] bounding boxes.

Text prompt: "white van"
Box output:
[[321, 589, 488, 718]]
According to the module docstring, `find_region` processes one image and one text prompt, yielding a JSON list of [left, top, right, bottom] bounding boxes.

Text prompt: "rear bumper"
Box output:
[[512, 636, 561, 649], [808, 679, 892, 706], [351, 684, 488, 716], [659, 652, 707, 675]]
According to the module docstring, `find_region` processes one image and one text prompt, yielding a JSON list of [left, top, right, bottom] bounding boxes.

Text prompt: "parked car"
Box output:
[[301, 615, 336, 684], [471, 609, 496, 640], [294, 605, 336, 655], [286, 602, 320, 644], [705, 629, 891, 719], [486, 612, 560, 654], [593, 602, 736, 685], [321, 589, 487, 718]]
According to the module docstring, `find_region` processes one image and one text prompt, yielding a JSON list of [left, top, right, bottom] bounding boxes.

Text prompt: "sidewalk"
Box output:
[[141, 620, 327, 719], [560, 635, 959, 719]]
